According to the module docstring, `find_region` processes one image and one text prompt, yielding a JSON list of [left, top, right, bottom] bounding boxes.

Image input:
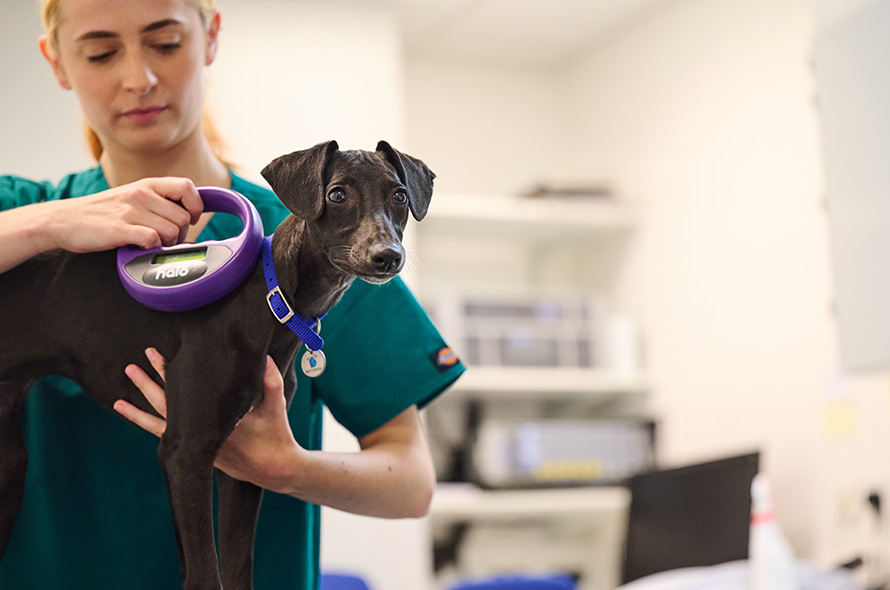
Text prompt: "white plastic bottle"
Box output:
[[749, 473, 800, 590]]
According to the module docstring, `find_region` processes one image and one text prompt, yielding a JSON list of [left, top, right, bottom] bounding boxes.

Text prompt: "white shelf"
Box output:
[[449, 366, 647, 399], [421, 194, 636, 241], [430, 482, 630, 521]]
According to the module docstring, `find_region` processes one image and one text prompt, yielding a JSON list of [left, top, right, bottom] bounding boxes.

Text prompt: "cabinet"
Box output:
[[407, 193, 648, 590]]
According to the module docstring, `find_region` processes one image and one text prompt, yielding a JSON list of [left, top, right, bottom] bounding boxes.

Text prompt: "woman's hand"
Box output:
[[117, 348, 436, 518], [48, 177, 205, 252], [0, 177, 204, 274], [114, 348, 304, 493]]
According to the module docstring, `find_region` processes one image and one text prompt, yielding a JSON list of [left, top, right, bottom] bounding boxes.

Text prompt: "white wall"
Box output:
[[0, 1, 91, 179], [406, 0, 890, 569], [560, 0, 837, 559], [404, 58, 569, 196], [564, 0, 890, 566], [211, 0, 408, 184]]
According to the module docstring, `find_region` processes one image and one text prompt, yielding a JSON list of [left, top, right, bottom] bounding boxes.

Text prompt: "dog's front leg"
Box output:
[[158, 424, 223, 590], [158, 345, 266, 590], [217, 472, 263, 590], [216, 353, 297, 590]]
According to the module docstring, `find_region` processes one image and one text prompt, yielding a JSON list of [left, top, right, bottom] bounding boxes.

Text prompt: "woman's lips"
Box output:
[[121, 106, 167, 124]]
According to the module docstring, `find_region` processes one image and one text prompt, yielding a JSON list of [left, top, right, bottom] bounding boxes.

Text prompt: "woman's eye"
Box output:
[[87, 51, 116, 64], [328, 188, 347, 204], [393, 190, 408, 205], [155, 43, 182, 54]]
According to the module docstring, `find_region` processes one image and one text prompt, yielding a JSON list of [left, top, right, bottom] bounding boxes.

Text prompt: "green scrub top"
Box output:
[[0, 168, 464, 590]]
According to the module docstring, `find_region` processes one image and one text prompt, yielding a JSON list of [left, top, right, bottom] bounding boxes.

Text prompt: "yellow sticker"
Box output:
[[822, 401, 857, 439]]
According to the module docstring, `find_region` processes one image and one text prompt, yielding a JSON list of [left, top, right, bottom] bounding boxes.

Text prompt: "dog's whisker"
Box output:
[[324, 245, 353, 261], [404, 248, 429, 273]]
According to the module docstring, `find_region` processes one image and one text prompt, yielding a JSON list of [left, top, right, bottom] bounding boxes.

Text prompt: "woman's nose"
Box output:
[[123, 52, 158, 95]]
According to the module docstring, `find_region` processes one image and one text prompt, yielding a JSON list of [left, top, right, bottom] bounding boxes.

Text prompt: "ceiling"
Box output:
[[387, 0, 670, 68]]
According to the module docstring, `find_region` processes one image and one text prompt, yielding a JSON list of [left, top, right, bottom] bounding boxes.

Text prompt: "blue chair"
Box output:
[[449, 574, 576, 590], [319, 572, 371, 590]]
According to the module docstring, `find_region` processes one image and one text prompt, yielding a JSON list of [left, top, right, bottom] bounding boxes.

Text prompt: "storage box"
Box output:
[[471, 418, 656, 488], [432, 294, 605, 369]]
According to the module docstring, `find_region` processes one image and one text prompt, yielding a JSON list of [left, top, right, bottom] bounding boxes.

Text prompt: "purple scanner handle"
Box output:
[[117, 187, 264, 312]]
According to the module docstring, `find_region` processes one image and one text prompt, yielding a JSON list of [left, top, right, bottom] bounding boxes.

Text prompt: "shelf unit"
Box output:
[[447, 366, 647, 400], [413, 193, 646, 590], [419, 193, 637, 240], [408, 191, 644, 402]]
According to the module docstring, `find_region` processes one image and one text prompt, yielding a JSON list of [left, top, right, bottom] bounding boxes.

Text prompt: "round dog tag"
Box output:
[[301, 349, 326, 378]]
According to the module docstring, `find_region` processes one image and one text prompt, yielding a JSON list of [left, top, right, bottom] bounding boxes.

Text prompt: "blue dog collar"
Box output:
[[262, 234, 325, 351]]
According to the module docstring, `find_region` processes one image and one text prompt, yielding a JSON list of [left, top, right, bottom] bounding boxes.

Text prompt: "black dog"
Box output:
[[0, 140, 433, 590]]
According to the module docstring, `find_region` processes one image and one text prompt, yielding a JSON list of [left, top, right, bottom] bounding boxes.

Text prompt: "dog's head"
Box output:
[[261, 140, 434, 284]]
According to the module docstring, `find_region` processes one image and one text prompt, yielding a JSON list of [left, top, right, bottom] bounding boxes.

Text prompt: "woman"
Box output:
[[0, 0, 463, 588]]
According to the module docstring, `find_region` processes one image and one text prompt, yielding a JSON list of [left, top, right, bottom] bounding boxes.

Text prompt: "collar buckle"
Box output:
[[266, 286, 295, 324]]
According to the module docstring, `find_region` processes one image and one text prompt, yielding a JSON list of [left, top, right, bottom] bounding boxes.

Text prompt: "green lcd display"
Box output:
[[153, 247, 208, 265]]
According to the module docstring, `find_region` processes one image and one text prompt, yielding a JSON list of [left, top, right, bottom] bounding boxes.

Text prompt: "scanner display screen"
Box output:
[[153, 247, 208, 265]]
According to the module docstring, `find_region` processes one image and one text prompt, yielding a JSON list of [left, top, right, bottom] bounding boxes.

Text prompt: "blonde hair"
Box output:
[[40, 0, 233, 167]]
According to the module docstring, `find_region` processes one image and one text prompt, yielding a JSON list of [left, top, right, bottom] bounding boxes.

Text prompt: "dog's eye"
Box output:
[[328, 188, 347, 204], [393, 190, 408, 205]]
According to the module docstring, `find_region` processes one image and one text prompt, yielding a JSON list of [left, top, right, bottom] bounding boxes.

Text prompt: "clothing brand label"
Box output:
[[430, 347, 459, 372]]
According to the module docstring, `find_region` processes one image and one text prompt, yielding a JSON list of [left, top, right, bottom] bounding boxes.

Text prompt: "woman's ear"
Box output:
[[204, 11, 221, 65], [39, 35, 71, 90]]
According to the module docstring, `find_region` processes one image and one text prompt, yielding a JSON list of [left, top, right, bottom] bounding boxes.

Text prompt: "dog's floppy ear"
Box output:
[[376, 140, 435, 221], [261, 140, 339, 221]]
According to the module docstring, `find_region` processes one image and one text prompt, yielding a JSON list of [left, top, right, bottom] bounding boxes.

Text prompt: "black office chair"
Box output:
[[621, 452, 760, 584]]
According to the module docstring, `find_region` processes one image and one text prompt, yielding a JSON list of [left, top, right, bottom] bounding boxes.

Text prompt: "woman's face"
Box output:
[[43, 0, 218, 156]]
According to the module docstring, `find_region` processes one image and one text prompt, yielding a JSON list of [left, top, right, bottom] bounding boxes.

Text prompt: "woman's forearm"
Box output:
[[0, 204, 58, 273], [277, 425, 436, 518]]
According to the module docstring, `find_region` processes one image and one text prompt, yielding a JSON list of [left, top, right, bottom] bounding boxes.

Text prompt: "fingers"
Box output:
[[263, 356, 284, 398], [144, 347, 167, 382], [122, 359, 168, 419], [113, 399, 167, 438], [148, 177, 204, 225], [114, 348, 170, 438], [251, 356, 287, 418], [245, 357, 285, 421], [123, 178, 204, 248]]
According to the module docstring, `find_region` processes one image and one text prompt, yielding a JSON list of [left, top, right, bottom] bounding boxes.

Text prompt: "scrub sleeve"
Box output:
[[0, 169, 465, 590]]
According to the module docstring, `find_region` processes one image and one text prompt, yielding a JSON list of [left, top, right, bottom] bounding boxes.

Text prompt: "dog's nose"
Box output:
[[370, 246, 404, 274]]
